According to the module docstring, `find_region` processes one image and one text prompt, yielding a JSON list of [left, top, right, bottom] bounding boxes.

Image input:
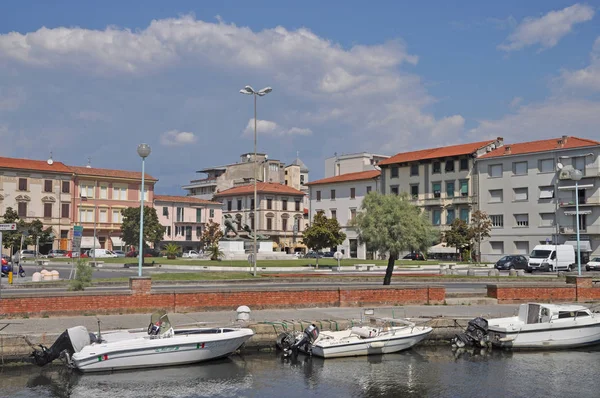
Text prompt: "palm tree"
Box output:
[[164, 243, 180, 260], [207, 244, 224, 261]]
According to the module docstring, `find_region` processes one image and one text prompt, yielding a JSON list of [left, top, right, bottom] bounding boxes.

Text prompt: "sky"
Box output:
[[1, 1, 600, 194]]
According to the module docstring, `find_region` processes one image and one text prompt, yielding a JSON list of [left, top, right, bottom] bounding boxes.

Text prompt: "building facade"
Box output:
[[69, 165, 157, 252], [324, 152, 389, 178], [213, 182, 307, 253], [307, 170, 380, 259], [154, 195, 222, 252], [478, 136, 600, 262]]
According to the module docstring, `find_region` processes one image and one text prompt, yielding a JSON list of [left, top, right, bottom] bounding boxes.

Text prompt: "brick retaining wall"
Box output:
[[488, 276, 600, 303]]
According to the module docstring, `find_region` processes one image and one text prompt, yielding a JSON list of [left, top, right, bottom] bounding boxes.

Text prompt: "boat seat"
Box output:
[[351, 326, 379, 338]]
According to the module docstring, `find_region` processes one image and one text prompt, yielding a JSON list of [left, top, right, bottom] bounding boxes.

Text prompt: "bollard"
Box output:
[[466, 269, 476, 277], [8, 268, 13, 284], [488, 269, 500, 277], [236, 305, 251, 322], [516, 270, 525, 277], [508, 269, 517, 277]]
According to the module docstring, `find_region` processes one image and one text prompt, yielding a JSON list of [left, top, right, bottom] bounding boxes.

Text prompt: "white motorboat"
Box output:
[[455, 303, 600, 350], [31, 311, 254, 372], [277, 319, 432, 359]]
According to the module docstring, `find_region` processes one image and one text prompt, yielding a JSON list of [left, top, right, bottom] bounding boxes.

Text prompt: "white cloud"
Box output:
[[509, 96, 523, 108], [243, 119, 312, 136], [561, 37, 600, 91], [498, 4, 594, 52], [160, 130, 197, 146]]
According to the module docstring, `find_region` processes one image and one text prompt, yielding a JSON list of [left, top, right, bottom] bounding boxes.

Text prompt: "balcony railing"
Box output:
[[559, 225, 600, 234], [412, 195, 476, 206], [559, 198, 600, 207]]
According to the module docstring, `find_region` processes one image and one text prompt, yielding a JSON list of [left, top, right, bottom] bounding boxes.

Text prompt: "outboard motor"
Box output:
[[277, 324, 320, 358], [31, 326, 98, 367], [452, 317, 489, 349]]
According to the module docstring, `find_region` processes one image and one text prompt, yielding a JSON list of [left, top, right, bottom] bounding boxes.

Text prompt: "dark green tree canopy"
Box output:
[[1, 207, 53, 250], [120, 206, 166, 248], [444, 219, 473, 254], [302, 211, 346, 266]]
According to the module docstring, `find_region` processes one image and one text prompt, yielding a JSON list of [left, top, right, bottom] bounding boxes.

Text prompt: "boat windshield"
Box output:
[[150, 311, 172, 336], [530, 250, 551, 259]]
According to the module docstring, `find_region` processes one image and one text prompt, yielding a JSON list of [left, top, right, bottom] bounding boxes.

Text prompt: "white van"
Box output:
[[527, 244, 575, 272], [87, 249, 118, 258]]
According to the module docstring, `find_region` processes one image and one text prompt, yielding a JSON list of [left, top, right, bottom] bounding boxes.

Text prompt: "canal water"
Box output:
[[1, 346, 599, 398]]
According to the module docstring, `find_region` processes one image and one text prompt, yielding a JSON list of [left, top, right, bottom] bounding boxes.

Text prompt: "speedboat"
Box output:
[[277, 319, 432, 359], [454, 303, 600, 350], [31, 311, 254, 372]]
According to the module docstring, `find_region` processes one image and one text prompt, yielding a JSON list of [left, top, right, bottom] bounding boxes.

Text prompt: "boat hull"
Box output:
[[71, 328, 254, 373], [489, 322, 600, 349], [310, 327, 432, 358]]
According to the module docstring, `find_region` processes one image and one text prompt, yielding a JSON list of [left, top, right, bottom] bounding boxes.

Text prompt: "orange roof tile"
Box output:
[[305, 170, 380, 186], [69, 165, 157, 181], [0, 156, 71, 173], [379, 140, 496, 165], [214, 182, 305, 197], [154, 195, 220, 205], [479, 136, 600, 159]]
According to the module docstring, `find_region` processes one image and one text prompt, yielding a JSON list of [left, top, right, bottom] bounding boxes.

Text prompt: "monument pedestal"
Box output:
[[219, 240, 245, 254], [244, 241, 274, 253]]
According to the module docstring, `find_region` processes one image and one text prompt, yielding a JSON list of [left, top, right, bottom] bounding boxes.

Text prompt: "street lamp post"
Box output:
[[137, 143, 152, 277], [570, 168, 583, 276], [239, 85, 272, 277]]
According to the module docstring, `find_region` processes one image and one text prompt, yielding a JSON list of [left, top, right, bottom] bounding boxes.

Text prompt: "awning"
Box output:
[[564, 210, 592, 215], [427, 243, 457, 254], [558, 184, 594, 190], [111, 237, 125, 247], [80, 237, 100, 248], [565, 241, 592, 252]]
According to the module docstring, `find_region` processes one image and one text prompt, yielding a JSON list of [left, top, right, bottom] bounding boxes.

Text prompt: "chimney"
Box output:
[[496, 137, 504, 145], [557, 138, 564, 148], [504, 145, 511, 155], [562, 135, 568, 144]]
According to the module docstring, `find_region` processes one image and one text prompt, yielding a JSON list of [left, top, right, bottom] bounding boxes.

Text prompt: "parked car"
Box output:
[[323, 252, 335, 258], [182, 250, 202, 258], [495, 255, 529, 270], [47, 250, 68, 258], [304, 251, 323, 259], [87, 249, 118, 258], [19, 250, 38, 259], [586, 257, 600, 271], [126, 248, 161, 258], [113, 250, 126, 258], [402, 252, 425, 261]]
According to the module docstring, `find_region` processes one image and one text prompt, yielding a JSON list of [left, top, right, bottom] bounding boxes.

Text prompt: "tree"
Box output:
[[353, 192, 437, 285], [302, 211, 346, 268], [206, 244, 225, 261], [120, 206, 166, 250], [469, 210, 491, 264], [27, 219, 54, 248], [1, 208, 53, 251], [444, 219, 473, 261], [200, 220, 223, 248], [1, 207, 22, 250]]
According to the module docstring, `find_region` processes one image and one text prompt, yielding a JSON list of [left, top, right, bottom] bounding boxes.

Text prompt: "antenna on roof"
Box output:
[[86, 157, 92, 168], [47, 151, 54, 165]]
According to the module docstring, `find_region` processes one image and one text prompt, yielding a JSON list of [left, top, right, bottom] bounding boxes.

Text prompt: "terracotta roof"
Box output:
[[69, 165, 157, 181], [214, 182, 305, 197], [479, 136, 600, 159], [154, 195, 220, 205], [378, 140, 496, 166], [0, 156, 71, 173], [305, 170, 380, 186]]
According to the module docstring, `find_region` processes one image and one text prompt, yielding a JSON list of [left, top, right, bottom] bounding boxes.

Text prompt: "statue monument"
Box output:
[[220, 215, 273, 258], [222, 214, 270, 241]]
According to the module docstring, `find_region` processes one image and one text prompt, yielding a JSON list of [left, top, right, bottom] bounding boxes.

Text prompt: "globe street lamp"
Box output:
[[570, 168, 583, 276], [137, 143, 151, 277], [239, 85, 272, 277]]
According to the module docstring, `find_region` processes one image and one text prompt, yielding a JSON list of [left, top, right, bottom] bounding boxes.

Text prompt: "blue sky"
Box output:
[[1, 1, 600, 193]]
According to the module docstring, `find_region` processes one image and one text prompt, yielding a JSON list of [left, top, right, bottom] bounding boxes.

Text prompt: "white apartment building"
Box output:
[[324, 152, 389, 178], [306, 170, 380, 259]]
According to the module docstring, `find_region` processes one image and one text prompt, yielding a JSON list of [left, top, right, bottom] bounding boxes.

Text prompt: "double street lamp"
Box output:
[[570, 168, 583, 276], [137, 143, 151, 277], [239, 85, 272, 277]]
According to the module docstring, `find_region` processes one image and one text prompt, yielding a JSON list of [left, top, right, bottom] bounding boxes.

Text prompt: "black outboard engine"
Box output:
[[31, 326, 99, 367], [452, 317, 489, 349], [277, 324, 320, 358]]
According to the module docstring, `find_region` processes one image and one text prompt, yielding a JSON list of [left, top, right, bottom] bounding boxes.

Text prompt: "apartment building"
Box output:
[[213, 182, 306, 253], [69, 165, 157, 251], [154, 195, 222, 252], [306, 170, 380, 259], [378, 138, 505, 233], [324, 152, 389, 178], [0, 156, 73, 253], [478, 136, 600, 262]]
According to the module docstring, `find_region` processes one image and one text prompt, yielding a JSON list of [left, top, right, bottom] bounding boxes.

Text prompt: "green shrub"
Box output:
[[69, 258, 93, 291]]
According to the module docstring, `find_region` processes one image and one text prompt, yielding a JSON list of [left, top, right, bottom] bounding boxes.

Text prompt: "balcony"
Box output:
[[559, 225, 600, 234], [182, 177, 218, 189], [559, 198, 600, 207]]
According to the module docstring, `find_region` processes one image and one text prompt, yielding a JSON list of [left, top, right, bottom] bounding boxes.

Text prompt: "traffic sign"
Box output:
[[0, 223, 16, 231], [73, 226, 83, 237]]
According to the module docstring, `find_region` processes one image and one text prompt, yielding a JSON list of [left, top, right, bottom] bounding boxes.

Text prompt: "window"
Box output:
[[80, 208, 94, 222], [539, 186, 554, 199], [196, 226, 202, 237], [266, 218, 273, 231], [331, 209, 337, 220], [366, 186, 372, 194], [446, 181, 455, 198], [112, 210, 123, 223], [166, 226, 171, 236], [282, 199, 288, 210], [459, 158, 469, 171], [513, 161, 528, 176], [432, 182, 441, 198], [18, 202, 27, 217], [237, 200, 242, 211], [210, 209, 215, 218], [432, 209, 441, 225], [300, 175, 305, 184], [459, 181, 469, 197], [573, 156, 585, 173], [515, 214, 529, 227], [250, 215, 254, 230], [282, 218, 288, 231], [514, 187, 528, 202], [80, 183, 95, 198], [446, 209, 455, 224], [100, 185, 108, 199], [539, 159, 554, 173], [350, 208, 357, 221], [185, 226, 192, 240], [61, 203, 70, 218], [490, 215, 504, 227], [163, 207, 169, 217], [267, 198, 273, 210], [112, 186, 127, 200], [445, 160, 455, 172], [316, 191, 321, 202], [410, 164, 419, 176], [460, 208, 469, 222], [62, 181, 70, 194], [432, 162, 441, 174], [349, 239, 358, 258], [227, 200, 232, 211], [176, 207, 184, 222], [391, 186, 399, 195], [576, 214, 587, 231], [540, 213, 555, 227], [99, 209, 107, 223], [410, 185, 418, 198], [295, 201, 301, 211], [250, 199, 255, 210], [330, 189, 336, 200], [489, 189, 503, 203], [490, 241, 504, 254], [44, 203, 52, 218], [44, 180, 53, 193], [391, 166, 399, 178], [514, 241, 529, 255], [236, 214, 242, 230], [489, 164, 502, 178], [196, 208, 202, 223], [350, 187, 356, 199], [18, 178, 27, 191]]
